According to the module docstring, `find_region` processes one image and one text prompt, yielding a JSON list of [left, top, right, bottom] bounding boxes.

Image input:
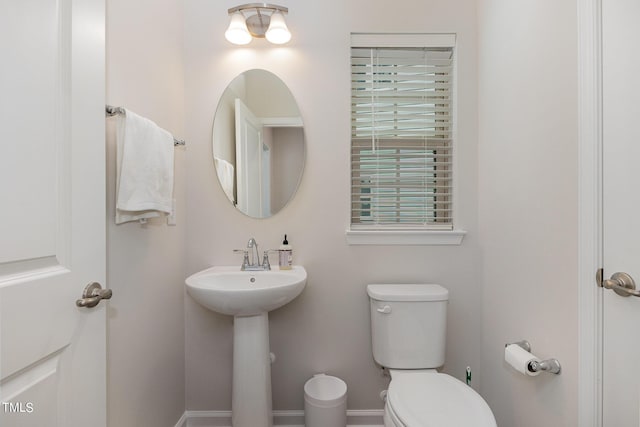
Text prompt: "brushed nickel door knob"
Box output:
[[76, 282, 112, 308]]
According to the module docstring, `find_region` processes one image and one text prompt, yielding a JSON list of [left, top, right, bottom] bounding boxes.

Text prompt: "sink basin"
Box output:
[[185, 265, 307, 316]]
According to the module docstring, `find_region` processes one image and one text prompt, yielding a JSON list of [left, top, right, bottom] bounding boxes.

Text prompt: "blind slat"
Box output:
[[351, 58, 453, 67], [352, 186, 451, 191], [352, 150, 452, 155], [352, 209, 452, 214], [352, 140, 452, 147]]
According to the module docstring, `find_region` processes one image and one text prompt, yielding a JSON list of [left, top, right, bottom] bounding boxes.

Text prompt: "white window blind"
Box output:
[[351, 43, 454, 229]]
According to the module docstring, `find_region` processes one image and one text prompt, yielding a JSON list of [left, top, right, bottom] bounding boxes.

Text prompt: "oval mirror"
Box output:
[[212, 69, 305, 218]]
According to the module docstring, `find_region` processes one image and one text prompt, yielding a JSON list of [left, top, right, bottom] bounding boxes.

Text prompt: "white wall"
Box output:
[[184, 0, 480, 411], [477, 1, 578, 425], [105, 0, 186, 425]]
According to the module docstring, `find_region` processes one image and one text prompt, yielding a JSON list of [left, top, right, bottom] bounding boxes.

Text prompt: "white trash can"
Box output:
[[304, 374, 347, 427]]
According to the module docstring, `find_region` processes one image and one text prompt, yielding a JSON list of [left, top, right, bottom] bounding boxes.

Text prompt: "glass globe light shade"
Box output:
[[225, 12, 252, 45], [265, 11, 291, 44]]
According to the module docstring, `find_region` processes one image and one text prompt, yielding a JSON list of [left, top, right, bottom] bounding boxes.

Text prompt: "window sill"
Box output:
[[345, 229, 467, 246]]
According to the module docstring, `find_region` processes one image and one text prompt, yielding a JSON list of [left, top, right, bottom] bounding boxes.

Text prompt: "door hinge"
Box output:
[[596, 268, 604, 287]]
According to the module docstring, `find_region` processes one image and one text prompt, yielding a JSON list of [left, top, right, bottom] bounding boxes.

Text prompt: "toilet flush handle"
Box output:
[[377, 305, 392, 314]]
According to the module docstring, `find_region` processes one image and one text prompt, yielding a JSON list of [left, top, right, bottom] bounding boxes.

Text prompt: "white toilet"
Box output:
[[368, 284, 496, 427]]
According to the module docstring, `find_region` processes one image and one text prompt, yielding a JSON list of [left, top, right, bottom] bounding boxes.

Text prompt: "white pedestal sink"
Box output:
[[185, 266, 307, 427]]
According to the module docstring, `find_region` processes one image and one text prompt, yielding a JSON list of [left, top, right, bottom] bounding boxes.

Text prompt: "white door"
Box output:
[[235, 98, 266, 217], [602, 0, 640, 424], [261, 143, 271, 217], [0, 1, 106, 426]]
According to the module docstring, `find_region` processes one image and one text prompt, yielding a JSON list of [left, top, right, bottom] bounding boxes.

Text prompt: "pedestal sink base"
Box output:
[[232, 312, 272, 427]]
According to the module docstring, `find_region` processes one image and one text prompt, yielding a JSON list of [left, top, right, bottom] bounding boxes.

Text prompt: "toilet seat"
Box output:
[[386, 371, 497, 427], [384, 398, 406, 427]]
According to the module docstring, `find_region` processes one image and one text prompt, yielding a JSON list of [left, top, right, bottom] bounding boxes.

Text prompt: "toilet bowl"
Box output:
[[367, 284, 496, 427]]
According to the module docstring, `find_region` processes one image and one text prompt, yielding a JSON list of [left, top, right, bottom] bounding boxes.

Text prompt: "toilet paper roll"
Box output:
[[505, 344, 541, 376]]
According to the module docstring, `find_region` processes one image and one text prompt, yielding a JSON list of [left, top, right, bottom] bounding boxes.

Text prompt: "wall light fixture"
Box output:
[[225, 3, 291, 45]]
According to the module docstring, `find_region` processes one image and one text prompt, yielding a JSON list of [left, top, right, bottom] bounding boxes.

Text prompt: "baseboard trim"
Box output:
[[177, 409, 384, 427], [174, 411, 188, 427], [346, 409, 385, 426]]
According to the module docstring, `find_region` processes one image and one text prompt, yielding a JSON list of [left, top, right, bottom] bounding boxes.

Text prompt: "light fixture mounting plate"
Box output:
[[227, 3, 288, 15], [245, 13, 269, 38]]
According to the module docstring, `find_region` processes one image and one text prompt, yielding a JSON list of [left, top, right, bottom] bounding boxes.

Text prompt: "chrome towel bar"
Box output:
[[105, 105, 186, 146]]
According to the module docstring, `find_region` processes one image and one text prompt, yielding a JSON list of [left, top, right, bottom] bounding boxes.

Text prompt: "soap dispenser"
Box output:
[[279, 234, 292, 270]]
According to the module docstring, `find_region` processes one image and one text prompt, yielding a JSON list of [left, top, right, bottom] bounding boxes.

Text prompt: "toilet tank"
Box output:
[[367, 284, 448, 369]]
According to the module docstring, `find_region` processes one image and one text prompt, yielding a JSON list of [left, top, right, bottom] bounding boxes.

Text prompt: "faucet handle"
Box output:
[[261, 250, 273, 270], [233, 249, 250, 270], [261, 250, 279, 271]]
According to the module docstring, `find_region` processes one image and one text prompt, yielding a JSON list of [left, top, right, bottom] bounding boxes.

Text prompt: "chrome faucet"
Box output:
[[234, 238, 272, 271], [247, 238, 259, 267]]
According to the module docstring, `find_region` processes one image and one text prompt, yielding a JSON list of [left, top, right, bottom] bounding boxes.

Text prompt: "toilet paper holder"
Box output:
[[505, 340, 561, 375]]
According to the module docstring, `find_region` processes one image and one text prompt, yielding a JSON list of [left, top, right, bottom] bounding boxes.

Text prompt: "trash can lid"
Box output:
[[304, 374, 347, 407]]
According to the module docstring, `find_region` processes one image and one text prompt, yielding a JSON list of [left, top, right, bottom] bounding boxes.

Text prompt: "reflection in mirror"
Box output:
[[212, 69, 305, 218]]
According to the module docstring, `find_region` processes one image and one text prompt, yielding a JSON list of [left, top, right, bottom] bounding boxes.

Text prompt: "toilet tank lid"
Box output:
[[367, 284, 448, 302]]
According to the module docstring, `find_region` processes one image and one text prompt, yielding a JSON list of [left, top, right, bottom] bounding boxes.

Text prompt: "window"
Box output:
[[349, 34, 459, 244]]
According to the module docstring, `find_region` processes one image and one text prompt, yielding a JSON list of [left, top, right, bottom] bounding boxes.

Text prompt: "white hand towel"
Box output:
[[115, 109, 174, 224], [214, 157, 235, 202]]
